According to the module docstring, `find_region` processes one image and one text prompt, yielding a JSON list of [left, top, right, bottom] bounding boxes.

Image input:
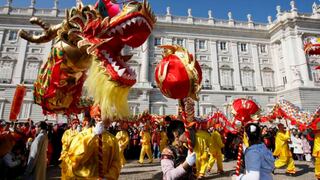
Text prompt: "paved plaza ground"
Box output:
[[47, 159, 316, 180]]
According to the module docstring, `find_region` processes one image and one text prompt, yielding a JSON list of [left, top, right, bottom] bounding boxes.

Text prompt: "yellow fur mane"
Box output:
[[85, 59, 131, 122]]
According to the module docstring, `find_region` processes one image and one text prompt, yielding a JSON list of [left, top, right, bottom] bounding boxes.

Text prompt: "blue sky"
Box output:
[[0, 0, 317, 22]]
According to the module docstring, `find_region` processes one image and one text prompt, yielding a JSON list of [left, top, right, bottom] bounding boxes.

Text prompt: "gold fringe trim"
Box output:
[[85, 60, 130, 122]]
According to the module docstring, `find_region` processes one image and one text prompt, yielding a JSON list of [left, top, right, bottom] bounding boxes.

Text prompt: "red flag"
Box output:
[[9, 85, 26, 122]]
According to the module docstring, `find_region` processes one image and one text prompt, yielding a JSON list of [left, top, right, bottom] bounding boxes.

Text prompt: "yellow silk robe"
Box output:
[[60, 129, 78, 179], [273, 130, 295, 173], [313, 132, 320, 179], [65, 127, 121, 179], [208, 130, 224, 171], [194, 130, 211, 177], [273, 131, 292, 157], [159, 131, 168, 152], [116, 130, 130, 166], [139, 131, 153, 163]]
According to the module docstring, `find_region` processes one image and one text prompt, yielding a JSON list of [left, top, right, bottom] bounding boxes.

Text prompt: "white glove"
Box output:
[[185, 152, 196, 166], [94, 122, 105, 135]]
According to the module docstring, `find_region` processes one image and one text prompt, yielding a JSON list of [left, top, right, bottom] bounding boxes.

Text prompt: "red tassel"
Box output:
[[9, 85, 26, 122]]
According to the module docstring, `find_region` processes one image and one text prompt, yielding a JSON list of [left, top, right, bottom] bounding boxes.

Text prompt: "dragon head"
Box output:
[[64, 0, 156, 87], [304, 36, 320, 56], [64, 0, 156, 120]]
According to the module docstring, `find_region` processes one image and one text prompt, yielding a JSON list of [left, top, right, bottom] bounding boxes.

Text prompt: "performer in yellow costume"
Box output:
[[273, 123, 296, 175], [159, 126, 168, 152], [60, 118, 80, 179], [62, 105, 121, 179], [116, 122, 130, 167], [207, 125, 224, 174], [194, 122, 211, 178], [138, 125, 153, 164], [313, 130, 320, 180]]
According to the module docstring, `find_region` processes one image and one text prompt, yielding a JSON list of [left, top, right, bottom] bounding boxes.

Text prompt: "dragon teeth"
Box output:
[[132, 18, 137, 24], [121, 23, 126, 29], [126, 20, 131, 26], [114, 65, 120, 71], [118, 68, 126, 77], [116, 26, 123, 35]]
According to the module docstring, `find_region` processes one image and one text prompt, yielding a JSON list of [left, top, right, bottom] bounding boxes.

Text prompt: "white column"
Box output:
[[283, 36, 302, 87], [0, 30, 5, 45], [209, 40, 220, 90], [280, 38, 294, 88], [295, 35, 313, 87], [270, 43, 282, 87], [251, 44, 263, 91], [186, 38, 195, 55], [13, 39, 28, 84], [230, 42, 242, 91], [140, 39, 149, 82]]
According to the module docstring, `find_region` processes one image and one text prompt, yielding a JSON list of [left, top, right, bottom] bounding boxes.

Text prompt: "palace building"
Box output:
[[0, 0, 320, 122]]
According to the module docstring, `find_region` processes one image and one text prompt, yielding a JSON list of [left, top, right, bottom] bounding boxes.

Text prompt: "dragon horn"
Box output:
[[19, 17, 62, 43]]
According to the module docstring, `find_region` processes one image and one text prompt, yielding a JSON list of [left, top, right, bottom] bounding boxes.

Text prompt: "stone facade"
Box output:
[[0, 1, 320, 122]]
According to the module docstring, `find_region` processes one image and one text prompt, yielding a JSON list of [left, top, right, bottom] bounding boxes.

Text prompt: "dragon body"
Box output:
[[19, 0, 156, 121]]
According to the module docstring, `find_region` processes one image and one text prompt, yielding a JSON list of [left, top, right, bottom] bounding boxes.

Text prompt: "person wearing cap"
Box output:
[[24, 121, 48, 180], [138, 124, 153, 164], [115, 122, 130, 167], [59, 118, 80, 178], [232, 123, 274, 180], [64, 105, 121, 179], [313, 129, 320, 180], [194, 121, 211, 178], [273, 123, 296, 175], [207, 124, 224, 174], [161, 120, 196, 180]]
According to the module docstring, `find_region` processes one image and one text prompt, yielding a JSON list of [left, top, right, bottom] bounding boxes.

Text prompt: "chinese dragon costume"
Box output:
[[304, 36, 320, 179], [18, 0, 156, 122]]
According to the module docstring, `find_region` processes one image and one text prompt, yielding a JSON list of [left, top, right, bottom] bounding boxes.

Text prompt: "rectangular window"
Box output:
[[261, 59, 269, 64], [240, 43, 247, 52], [0, 100, 4, 120], [177, 38, 184, 46], [220, 41, 227, 51], [241, 70, 254, 87], [154, 37, 161, 46], [8, 30, 17, 41], [283, 76, 287, 84], [260, 45, 267, 53], [313, 71, 320, 82], [19, 102, 32, 119], [0, 60, 14, 83], [220, 69, 233, 87], [198, 40, 206, 50]]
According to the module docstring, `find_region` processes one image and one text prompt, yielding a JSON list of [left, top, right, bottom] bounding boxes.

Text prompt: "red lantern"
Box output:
[[155, 45, 202, 100], [231, 98, 260, 125]]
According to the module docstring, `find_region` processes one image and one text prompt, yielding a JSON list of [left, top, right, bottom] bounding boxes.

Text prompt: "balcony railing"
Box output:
[[220, 85, 234, 90], [242, 86, 256, 91], [0, 78, 11, 84], [202, 85, 212, 90], [263, 87, 275, 92]]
